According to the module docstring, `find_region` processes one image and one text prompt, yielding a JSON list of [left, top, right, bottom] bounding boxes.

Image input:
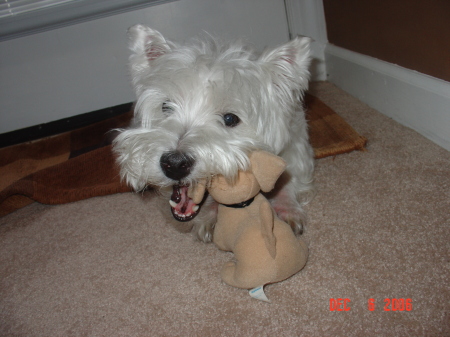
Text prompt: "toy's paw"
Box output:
[[221, 261, 237, 284]]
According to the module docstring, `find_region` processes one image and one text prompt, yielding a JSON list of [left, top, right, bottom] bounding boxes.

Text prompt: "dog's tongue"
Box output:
[[169, 185, 200, 222]]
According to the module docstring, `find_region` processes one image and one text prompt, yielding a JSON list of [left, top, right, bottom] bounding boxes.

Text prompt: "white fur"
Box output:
[[114, 25, 315, 241]]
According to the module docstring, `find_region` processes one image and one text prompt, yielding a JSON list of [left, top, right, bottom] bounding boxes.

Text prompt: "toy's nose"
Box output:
[[160, 151, 195, 181]]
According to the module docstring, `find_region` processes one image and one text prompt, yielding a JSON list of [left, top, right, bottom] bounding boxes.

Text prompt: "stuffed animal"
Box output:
[[189, 150, 308, 289]]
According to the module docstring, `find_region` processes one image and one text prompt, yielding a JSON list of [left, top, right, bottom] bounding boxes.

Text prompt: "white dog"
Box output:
[[113, 25, 315, 242]]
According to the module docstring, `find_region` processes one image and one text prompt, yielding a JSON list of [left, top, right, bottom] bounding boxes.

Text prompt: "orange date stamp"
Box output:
[[329, 298, 412, 311]]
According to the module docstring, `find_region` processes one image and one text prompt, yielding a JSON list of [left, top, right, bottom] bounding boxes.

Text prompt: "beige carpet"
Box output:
[[1, 82, 449, 336]]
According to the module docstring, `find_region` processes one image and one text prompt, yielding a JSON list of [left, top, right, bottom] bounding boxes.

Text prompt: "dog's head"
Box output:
[[113, 25, 310, 221]]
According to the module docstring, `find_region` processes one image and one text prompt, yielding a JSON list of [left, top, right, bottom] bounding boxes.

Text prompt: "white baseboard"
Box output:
[[325, 44, 450, 152]]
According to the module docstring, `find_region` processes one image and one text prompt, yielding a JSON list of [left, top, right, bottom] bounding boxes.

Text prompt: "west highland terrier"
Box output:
[[113, 25, 315, 242]]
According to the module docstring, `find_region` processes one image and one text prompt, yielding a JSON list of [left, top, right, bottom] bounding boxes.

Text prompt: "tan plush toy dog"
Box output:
[[189, 150, 308, 289]]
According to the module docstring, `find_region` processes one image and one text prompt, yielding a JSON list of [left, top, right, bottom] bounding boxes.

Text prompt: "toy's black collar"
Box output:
[[221, 197, 255, 208]]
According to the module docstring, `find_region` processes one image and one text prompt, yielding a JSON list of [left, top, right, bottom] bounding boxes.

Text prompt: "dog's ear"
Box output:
[[127, 25, 171, 91], [128, 24, 171, 61], [259, 36, 311, 95], [188, 179, 207, 205], [250, 151, 287, 193]]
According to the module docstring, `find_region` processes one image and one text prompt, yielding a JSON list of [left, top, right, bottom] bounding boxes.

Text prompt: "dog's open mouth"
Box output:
[[169, 185, 200, 222]]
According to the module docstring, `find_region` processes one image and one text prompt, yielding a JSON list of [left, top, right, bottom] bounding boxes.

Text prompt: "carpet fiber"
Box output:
[[1, 82, 448, 336], [0, 93, 366, 216]]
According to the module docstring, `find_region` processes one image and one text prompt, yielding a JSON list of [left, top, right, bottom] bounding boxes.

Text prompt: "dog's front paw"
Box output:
[[269, 186, 310, 235], [272, 203, 307, 235], [285, 214, 306, 235], [192, 220, 214, 243], [191, 196, 218, 243]]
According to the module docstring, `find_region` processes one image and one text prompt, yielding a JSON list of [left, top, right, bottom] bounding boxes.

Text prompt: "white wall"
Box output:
[[0, 0, 290, 134], [284, 0, 328, 81]]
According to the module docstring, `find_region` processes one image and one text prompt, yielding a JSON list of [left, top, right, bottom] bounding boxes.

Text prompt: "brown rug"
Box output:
[[0, 94, 366, 216], [305, 94, 367, 158]]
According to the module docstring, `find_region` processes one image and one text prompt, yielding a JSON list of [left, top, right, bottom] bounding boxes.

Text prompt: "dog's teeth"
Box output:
[[169, 200, 177, 208], [192, 205, 199, 212]]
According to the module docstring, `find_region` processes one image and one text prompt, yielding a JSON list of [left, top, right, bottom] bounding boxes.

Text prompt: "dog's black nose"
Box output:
[[160, 151, 195, 181]]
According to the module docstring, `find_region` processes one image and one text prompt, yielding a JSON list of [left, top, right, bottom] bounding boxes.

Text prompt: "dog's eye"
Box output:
[[223, 113, 240, 127], [162, 101, 174, 113]]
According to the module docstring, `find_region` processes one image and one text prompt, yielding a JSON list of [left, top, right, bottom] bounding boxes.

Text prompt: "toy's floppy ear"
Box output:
[[188, 179, 207, 205], [250, 151, 287, 192]]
